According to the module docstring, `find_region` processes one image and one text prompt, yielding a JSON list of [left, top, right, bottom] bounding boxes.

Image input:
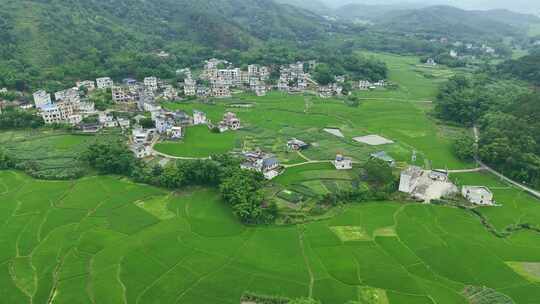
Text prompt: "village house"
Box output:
[[40, 102, 77, 125], [96, 77, 114, 90], [76, 80, 96, 91], [287, 138, 308, 151], [55, 88, 80, 103], [74, 101, 96, 115], [333, 154, 353, 170], [161, 85, 178, 100], [251, 81, 266, 96], [167, 126, 183, 140], [144, 77, 158, 92], [177, 68, 192, 79], [112, 86, 136, 103], [450, 50, 458, 58], [425, 58, 437, 66], [183, 78, 197, 96], [217, 68, 240, 86], [99, 112, 118, 128], [240, 151, 281, 180], [33, 90, 52, 109], [193, 110, 207, 125], [0, 88, 7, 93], [399, 166, 458, 202], [219, 112, 240, 131], [358, 80, 371, 90], [132, 128, 154, 144], [211, 82, 231, 98], [131, 143, 153, 159], [117, 117, 130, 129], [318, 83, 342, 98], [462, 186, 494, 206], [123, 78, 137, 86], [335, 75, 345, 83], [370, 151, 396, 167], [154, 111, 192, 135], [80, 123, 101, 133]]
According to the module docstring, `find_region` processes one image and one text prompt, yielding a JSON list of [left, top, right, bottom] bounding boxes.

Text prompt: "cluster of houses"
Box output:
[[240, 150, 281, 180], [181, 59, 270, 98], [357, 80, 387, 90], [33, 87, 95, 125], [398, 166, 495, 206]]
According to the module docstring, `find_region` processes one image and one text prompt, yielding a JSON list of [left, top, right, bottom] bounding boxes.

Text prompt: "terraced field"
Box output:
[[1, 170, 540, 304]]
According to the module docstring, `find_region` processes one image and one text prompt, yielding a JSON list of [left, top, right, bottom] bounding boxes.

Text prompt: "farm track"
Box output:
[[473, 126, 540, 199]]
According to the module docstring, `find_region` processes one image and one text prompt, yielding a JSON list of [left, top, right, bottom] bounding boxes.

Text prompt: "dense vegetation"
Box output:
[[436, 75, 540, 188], [83, 143, 277, 224], [498, 53, 540, 85], [0, 107, 44, 129]]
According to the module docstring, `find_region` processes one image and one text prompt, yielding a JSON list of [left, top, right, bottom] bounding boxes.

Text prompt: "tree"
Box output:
[[139, 117, 155, 128], [0, 149, 14, 169], [82, 142, 136, 175], [362, 158, 395, 188], [313, 63, 334, 85], [452, 135, 475, 161], [0, 107, 44, 129]]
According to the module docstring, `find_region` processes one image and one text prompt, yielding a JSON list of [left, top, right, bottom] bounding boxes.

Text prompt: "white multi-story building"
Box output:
[[96, 77, 114, 89], [144, 77, 158, 91], [183, 78, 196, 96], [462, 186, 494, 206], [112, 86, 135, 103], [76, 80, 96, 91], [40, 102, 74, 124], [33, 90, 52, 109], [211, 82, 231, 98], [55, 88, 80, 103], [193, 110, 207, 125]]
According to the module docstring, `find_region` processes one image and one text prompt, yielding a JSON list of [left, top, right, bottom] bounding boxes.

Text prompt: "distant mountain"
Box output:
[[333, 3, 425, 22], [376, 5, 537, 39], [274, 0, 330, 14]]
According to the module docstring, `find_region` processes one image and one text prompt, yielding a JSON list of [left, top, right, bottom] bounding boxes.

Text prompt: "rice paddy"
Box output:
[[1, 53, 539, 303], [1, 170, 539, 304]]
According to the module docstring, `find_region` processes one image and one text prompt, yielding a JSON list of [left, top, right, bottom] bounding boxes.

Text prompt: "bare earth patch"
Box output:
[[373, 226, 397, 237], [506, 262, 540, 282], [353, 135, 394, 146], [323, 128, 344, 138], [330, 226, 371, 241]]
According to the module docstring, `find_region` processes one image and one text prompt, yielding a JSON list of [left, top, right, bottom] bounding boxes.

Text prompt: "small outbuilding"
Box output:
[[333, 154, 352, 170], [462, 186, 494, 206], [370, 151, 395, 167], [287, 138, 309, 151]]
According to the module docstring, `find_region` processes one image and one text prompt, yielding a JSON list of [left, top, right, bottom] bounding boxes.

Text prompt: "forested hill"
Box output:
[[376, 6, 537, 39], [0, 0, 327, 90], [498, 53, 540, 85]]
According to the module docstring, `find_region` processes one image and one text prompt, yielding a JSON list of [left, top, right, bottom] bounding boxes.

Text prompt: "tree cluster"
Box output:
[[436, 75, 540, 188], [0, 107, 44, 129], [83, 144, 277, 224]]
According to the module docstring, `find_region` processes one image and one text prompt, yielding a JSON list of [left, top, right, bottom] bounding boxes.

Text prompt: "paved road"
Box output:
[[473, 126, 540, 199]]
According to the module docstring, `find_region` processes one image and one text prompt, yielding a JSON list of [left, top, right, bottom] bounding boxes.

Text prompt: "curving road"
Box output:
[[473, 126, 540, 199]]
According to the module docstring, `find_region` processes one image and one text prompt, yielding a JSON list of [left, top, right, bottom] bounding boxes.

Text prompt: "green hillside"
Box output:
[[0, 0, 327, 91]]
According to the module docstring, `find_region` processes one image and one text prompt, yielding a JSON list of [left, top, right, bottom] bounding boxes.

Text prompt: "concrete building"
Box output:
[[55, 88, 80, 103], [40, 102, 74, 124], [193, 110, 207, 125], [76, 80, 96, 91], [144, 77, 158, 92], [183, 78, 196, 96], [220, 112, 240, 131], [287, 138, 308, 151], [399, 166, 458, 202], [240, 151, 281, 180], [370, 151, 395, 167], [33, 90, 52, 109], [333, 154, 353, 170], [462, 186, 494, 206], [211, 83, 231, 98], [112, 86, 135, 103], [96, 77, 113, 89]]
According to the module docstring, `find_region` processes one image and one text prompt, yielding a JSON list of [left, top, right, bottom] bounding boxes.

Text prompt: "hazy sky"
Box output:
[[319, 0, 540, 13]]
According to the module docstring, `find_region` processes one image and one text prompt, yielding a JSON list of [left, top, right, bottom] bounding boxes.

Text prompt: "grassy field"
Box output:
[[1, 170, 539, 304], [0, 130, 123, 177], [159, 53, 472, 203], [154, 125, 238, 158]]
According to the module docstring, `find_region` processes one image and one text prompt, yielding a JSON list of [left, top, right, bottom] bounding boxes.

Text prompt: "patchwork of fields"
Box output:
[[1, 170, 540, 304]]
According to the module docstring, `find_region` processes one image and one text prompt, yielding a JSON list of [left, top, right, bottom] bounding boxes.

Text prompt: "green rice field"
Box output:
[[154, 125, 238, 158], [1, 170, 540, 304]]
